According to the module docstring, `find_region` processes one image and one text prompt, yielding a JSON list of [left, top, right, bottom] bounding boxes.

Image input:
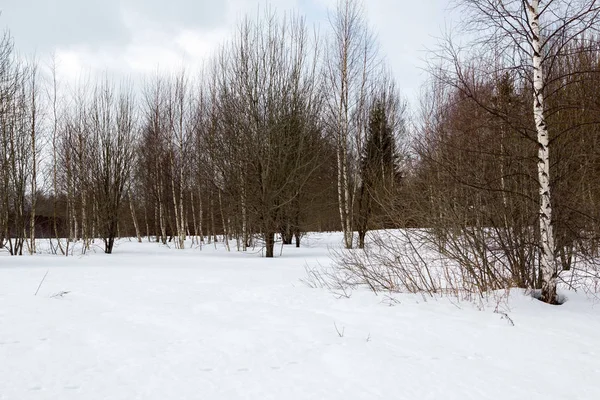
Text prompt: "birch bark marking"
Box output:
[[128, 189, 142, 243], [29, 65, 37, 254], [527, 0, 557, 303]]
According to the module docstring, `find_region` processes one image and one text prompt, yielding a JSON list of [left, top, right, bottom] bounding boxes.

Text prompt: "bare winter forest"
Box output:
[[2, 0, 600, 305]]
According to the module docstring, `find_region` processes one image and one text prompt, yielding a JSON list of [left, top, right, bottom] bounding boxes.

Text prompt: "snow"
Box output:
[[1, 233, 600, 400]]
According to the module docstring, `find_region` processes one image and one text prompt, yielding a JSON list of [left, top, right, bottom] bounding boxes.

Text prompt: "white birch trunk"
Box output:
[[81, 185, 87, 251], [527, 0, 557, 303], [208, 195, 213, 245], [179, 183, 185, 248], [158, 194, 166, 245], [241, 181, 248, 252], [342, 146, 353, 249], [218, 189, 230, 252], [50, 61, 64, 255], [29, 75, 37, 255], [154, 203, 159, 242], [190, 189, 198, 245], [177, 143, 185, 248], [198, 188, 204, 244], [169, 153, 182, 249], [80, 133, 88, 251], [91, 198, 97, 244], [337, 85, 353, 249], [179, 184, 187, 249], [128, 190, 142, 243], [144, 202, 150, 242], [336, 136, 347, 246], [66, 154, 74, 255]]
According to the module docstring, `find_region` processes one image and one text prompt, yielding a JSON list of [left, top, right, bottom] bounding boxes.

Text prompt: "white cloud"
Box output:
[[4, 0, 454, 106]]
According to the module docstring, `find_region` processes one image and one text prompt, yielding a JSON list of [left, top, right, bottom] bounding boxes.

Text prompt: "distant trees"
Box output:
[[356, 81, 404, 249], [203, 11, 326, 257], [3, 2, 410, 258], [331, 1, 600, 303], [51, 79, 137, 254], [325, 0, 379, 249], [2, 0, 600, 303], [445, 0, 600, 303], [88, 81, 137, 254], [137, 76, 169, 245], [0, 29, 39, 255]]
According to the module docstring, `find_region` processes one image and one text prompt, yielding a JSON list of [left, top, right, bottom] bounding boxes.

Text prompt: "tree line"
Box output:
[[2, 0, 600, 304], [0, 1, 405, 259]]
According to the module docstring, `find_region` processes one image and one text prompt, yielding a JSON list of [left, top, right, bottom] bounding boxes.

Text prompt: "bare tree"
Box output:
[[0, 30, 39, 255], [445, 0, 600, 303], [324, 0, 379, 249], [205, 10, 326, 257], [139, 76, 170, 244], [26, 60, 39, 254], [87, 79, 137, 254], [165, 71, 193, 249], [47, 55, 66, 254], [0, 29, 15, 252]]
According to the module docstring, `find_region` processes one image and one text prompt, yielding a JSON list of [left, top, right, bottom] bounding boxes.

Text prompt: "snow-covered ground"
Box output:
[[1, 233, 599, 400]]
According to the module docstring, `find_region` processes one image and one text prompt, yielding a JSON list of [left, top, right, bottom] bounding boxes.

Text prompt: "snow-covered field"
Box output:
[[1, 233, 600, 400]]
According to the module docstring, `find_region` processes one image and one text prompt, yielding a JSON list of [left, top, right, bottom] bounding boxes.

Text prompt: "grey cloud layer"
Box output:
[[1, 0, 227, 52]]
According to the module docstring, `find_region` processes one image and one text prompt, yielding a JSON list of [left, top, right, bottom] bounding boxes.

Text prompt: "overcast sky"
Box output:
[[1, 0, 453, 105]]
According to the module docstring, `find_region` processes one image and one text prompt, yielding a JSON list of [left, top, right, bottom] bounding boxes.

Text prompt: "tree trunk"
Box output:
[[154, 203, 160, 242], [128, 190, 142, 243], [241, 183, 248, 251], [144, 202, 150, 242], [293, 203, 301, 248], [81, 186, 88, 251], [104, 234, 115, 254], [198, 188, 204, 243], [337, 137, 353, 249], [159, 199, 167, 245], [527, 0, 558, 304], [209, 194, 216, 244], [29, 73, 37, 255], [51, 61, 65, 255], [281, 221, 294, 245], [190, 189, 198, 245], [356, 181, 370, 249], [265, 231, 275, 258], [170, 154, 184, 249], [218, 189, 229, 251]]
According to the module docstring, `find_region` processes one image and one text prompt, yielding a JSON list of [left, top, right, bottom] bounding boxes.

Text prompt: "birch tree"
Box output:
[[325, 0, 378, 249], [165, 71, 192, 249], [451, 0, 600, 303], [26, 61, 39, 254], [48, 56, 66, 254]]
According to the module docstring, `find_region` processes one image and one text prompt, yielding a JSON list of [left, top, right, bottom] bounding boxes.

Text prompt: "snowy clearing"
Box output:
[[1, 233, 600, 400]]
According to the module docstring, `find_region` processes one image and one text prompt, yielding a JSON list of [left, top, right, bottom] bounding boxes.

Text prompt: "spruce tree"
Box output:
[[356, 99, 399, 248]]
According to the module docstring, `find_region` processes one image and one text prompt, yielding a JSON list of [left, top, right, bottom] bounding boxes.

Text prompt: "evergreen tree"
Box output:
[[356, 99, 399, 248]]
